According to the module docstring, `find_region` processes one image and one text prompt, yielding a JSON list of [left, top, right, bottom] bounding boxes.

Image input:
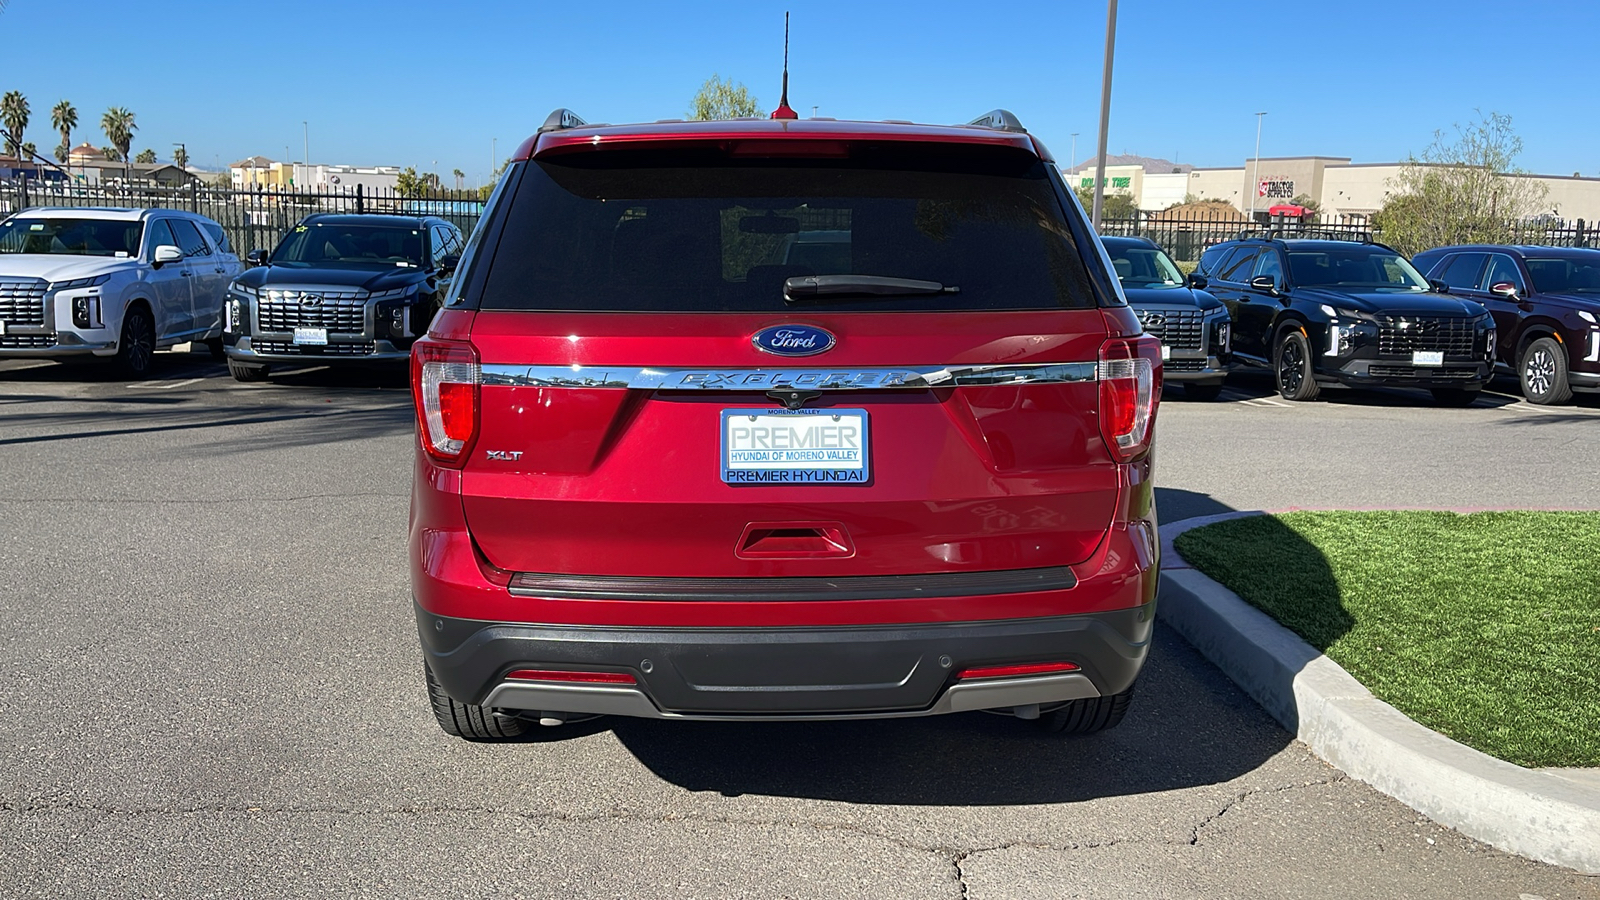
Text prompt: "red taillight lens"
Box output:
[[505, 669, 638, 685], [411, 338, 479, 467], [957, 661, 1080, 680], [1098, 336, 1162, 463]]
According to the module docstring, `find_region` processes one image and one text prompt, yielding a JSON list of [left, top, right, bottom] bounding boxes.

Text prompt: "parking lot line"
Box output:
[[152, 377, 205, 389]]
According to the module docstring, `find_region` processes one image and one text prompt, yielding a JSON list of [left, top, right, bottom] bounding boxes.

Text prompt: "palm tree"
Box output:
[[50, 100, 76, 163], [1, 90, 30, 158], [100, 107, 136, 179], [173, 145, 189, 170], [134, 148, 156, 164], [452, 168, 464, 191]]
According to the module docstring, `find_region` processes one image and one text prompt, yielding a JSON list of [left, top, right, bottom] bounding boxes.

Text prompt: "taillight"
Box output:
[[1098, 335, 1162, 463], [411, 338, 480, 467]]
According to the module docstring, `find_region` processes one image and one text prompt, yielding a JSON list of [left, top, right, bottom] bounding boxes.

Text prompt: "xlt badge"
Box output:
[[484, 450, 523, 461]]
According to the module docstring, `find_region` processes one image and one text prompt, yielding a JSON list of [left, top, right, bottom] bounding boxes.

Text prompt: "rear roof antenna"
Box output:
[[770, 11, 798, 120]]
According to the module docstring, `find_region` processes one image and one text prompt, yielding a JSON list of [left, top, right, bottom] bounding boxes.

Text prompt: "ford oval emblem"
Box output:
[[752, 324, 836, 357]]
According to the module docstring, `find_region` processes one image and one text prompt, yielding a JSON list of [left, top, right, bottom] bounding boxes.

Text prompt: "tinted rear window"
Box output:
[[476, 147, 1097, 312]]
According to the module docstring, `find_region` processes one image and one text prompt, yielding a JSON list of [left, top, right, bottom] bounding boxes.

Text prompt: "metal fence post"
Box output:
[[356, 183, 364, 215], [18, 172, 28, 211]]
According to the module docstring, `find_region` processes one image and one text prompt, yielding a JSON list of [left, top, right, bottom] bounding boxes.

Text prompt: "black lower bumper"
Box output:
[[1328, 358, 1491, 389], [417, 603, 1154, 719]]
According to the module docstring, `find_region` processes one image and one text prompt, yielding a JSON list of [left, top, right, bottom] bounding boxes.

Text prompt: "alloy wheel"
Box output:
[[122, 310, 154, 374], [1524, 348, 1554, 397], [1279, 337, 1304, 395]]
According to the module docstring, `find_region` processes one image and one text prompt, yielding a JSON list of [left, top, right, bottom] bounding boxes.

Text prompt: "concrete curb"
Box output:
[[1158, 511, 1600, 875]]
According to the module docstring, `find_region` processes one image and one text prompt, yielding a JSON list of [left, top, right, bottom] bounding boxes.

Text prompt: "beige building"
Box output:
[[230, 157, 401, 194], [1077, 154, 1600, 224]]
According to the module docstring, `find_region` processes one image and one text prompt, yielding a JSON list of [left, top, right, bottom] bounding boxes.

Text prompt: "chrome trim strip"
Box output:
[[481, 673, 1100, 721], [478, 363, 1098, 390]]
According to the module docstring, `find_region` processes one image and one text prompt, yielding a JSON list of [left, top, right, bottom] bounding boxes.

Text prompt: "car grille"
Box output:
[[0, 334, 54, 348], [1368, 365, 1478, 379], [252, 340, 378, 357], [1376, 315, 1475, 357], [0, 278, 48, 326], [1134, 308, 1205, 350], [1162, 358, 1208, 372], [256, 290, 366, 333]]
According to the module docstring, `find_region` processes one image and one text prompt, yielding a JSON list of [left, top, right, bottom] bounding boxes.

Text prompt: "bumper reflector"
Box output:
[[505, 668, 638, 685], [956, 661, 1080, 680]]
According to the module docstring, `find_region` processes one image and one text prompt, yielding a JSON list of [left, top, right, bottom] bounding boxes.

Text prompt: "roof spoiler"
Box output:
[[965, 109, 1027, 134], [538, 109, 592, 133]]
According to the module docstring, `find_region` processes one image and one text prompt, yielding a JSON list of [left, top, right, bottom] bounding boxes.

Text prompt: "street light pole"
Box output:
[[1248, 111, 1266, 221], [1090, 0, 1118, 228], [303, 121, 308, 164]]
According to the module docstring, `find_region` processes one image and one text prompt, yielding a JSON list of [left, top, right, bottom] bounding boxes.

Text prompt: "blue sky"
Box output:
[[2, 0, 1593, 182]]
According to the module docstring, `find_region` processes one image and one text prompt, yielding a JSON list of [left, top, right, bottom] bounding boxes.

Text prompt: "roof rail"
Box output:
[[538, 109, 590, 134], [965, 109, 1027, 133]]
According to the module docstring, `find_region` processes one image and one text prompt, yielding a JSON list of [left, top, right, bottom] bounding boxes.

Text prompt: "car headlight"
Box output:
[[1580, 310, 1597, 324], [230, 282, 258, 299], [368, 286, 417, 302], [51, 274, 111, 291]]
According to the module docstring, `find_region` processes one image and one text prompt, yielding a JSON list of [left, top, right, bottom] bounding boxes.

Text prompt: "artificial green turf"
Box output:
[[1173, 511, 1600, 769]]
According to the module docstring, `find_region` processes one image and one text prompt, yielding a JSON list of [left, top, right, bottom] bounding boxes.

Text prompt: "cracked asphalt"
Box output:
[[2, 354, 1597, 899]]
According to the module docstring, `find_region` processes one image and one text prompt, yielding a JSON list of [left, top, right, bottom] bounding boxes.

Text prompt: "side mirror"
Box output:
[[1249, 274, 1278, 294], [1428, 278, 1450, 294], [245, 249, 269, 267], [438, 253, 461, 273], [152, 245, 183, 268], [1490, 282, 1520, 299], [1186, 273, 1209, 290]]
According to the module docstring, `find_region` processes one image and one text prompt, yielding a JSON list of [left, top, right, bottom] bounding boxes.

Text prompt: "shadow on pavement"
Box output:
[[608, 490, 1335, 806], [1218, 368, 1520, 408]]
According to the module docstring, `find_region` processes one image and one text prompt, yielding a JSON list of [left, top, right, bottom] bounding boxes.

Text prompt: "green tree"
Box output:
[[1374, 111, 1549, 256], [1, 90, 29, 157], [19, 141, 34, 159], [688, 75, 760, 121], [100, 107, 137, 172], [50, 99, 75, 162], [1288, 193, 1321, 224], [452, 167, 464, 190], [134, 148, 157, 164], [100, 146, 121, 162], [1075, 184, 1139, 219], [173, 146, 189, 170], [395, 166, 430, 198]]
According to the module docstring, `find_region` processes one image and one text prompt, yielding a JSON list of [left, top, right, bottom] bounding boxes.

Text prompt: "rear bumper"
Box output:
[[418, 603, 1152, 719]]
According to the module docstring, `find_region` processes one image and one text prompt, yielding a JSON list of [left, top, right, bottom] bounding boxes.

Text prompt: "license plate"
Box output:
[[292, 327, 328, 346], [1412, 351, 1444, 367], [721, 408, 870, 485], [1160, 343, 1170, 360]]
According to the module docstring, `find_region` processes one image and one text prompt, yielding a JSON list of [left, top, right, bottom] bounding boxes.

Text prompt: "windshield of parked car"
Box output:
[[270, 223, 425, 268], [1524, 256, 1600, 294], [1104, 242, 1186, 288], [1286, 247, 1428, 290], [0, 217, 144, 257], [475, 146, 1098, 312]]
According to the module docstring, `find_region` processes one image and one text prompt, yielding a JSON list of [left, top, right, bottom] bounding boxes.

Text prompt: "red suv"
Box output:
[[410, 108, 1162, 740]]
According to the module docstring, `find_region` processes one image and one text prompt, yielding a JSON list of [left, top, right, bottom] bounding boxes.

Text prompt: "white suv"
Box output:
[[0, 207, 242, 376]]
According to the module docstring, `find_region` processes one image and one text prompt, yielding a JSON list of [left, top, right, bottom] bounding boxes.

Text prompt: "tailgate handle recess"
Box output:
[[736, 522, 855, 559]]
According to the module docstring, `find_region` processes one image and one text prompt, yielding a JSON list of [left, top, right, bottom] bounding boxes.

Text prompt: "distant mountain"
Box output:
[[1065, 154, 1192, 174]]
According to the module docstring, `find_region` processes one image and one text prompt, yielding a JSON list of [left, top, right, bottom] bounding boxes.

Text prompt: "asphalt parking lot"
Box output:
[[2, 353, 1597, 899]]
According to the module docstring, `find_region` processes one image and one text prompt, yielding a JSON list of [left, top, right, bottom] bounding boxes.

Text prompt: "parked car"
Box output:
[[1100, 236, 1231, 400], [1193, 236, 1495, 404], [1412, 245, 1600, 404], [222, 213, 464, 381], [411, 108, 1162, 740], [0, 207, 240, 376]]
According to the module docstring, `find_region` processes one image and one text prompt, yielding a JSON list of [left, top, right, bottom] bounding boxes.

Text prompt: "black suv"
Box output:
[[222, 214, 464, 381], [1412, 245, 1600, 405], [1101, 236, 1231, 400], [1193, 236, 1495, 404]]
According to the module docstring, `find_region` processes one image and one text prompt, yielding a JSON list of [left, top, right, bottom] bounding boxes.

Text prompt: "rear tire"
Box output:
[[1183, 382, 1224, 402], [1035, 683, 1135, 735], [1273, 330, 1321, 401], [424, 664, 528, 741], [228, 360, 269, 382], [1430, 388, 1480, 407], [1519, 337, 1573, 405], [114, 304, 156, 378]]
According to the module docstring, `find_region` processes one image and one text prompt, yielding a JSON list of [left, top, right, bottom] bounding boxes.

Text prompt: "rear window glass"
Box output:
[[476, 147, 1097, 312]]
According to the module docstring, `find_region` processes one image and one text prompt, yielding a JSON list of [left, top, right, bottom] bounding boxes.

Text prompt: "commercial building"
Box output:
[[229, 157, 401, 194], [1071, 155, 1600, 223]]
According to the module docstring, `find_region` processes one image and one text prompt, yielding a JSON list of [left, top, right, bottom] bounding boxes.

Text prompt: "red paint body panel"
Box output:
[[517, 119, 1042, 162]]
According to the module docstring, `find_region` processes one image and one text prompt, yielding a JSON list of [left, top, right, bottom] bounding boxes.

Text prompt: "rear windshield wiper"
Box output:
[[783, 275, 960, 302]]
